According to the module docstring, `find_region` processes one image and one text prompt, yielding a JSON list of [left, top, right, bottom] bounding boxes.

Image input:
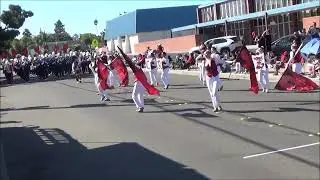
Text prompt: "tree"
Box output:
[[53, 19, 72, 41], [21, 28, 34, 48], [11, 39, 24, 53], [0, 4, 33, 52], [22, 28, 32, 38], [73, 34, 80, 41], [54, 19, 65, 34], [80, 33, 98, 48]]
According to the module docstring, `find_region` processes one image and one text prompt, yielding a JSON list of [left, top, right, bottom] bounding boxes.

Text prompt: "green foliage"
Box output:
[[22, 28, 32, 38], [11, 39, 24, 53], [53, 19, 72, 41], [91, 39, 99, 48], [80, 33, 99, 47], [0, 4, 33, 51]]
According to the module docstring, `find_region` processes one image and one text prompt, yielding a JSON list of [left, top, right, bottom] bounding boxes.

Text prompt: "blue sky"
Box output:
[[1, 0, 212, 37]]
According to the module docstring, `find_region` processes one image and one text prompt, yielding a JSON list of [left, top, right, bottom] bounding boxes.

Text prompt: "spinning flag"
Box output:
[[117, 46, 160, 96], [110, 57, 129, 87], [97, 60, 110, 90], [237, 46, 259, 94]]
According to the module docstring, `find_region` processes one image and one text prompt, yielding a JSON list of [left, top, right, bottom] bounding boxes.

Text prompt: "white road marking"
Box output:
[[243, 142, 320, 159]]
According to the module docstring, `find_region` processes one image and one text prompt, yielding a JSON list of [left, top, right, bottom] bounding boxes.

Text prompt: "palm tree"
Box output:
[[94, 19, 98, 35]]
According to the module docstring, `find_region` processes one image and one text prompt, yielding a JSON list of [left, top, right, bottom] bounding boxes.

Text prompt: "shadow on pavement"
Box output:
[[0, 121, 22, 124], [1, 126, 209, 180], [0, 103, 134, 112], [0, 73, 93, 87], [226, 107, 320, 113], [144, 108, 218, 118]]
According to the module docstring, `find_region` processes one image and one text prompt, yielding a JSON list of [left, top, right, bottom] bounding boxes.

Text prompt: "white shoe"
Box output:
[[265, 89, 269, 93], [100, 96, 106, 101]]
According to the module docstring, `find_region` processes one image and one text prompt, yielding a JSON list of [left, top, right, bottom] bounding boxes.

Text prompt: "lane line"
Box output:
[[243, 142, 320, 159]]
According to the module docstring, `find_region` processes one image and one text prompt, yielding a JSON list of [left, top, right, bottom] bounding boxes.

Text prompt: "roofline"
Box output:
[[173, 1, 320, 32], [198, 0, 229, 9]]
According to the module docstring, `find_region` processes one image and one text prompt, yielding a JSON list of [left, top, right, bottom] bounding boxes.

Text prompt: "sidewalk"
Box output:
[[134, 68, 319, 85], [167, 69, 320, 84]]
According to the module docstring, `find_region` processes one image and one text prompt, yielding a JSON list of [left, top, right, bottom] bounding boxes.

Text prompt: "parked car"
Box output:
[[271, 34, 312, 56], [189, 36, 242, 56]]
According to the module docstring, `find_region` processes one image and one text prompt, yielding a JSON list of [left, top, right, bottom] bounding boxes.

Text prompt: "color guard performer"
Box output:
[[145, 51, 158, 86], [254, 47, 269, 93], [204, 50, 222, 112], [290, 43, 303, 74], [211, 47, 224, 90], [196, 44, 207, 86], [158, 52, 170, 89]]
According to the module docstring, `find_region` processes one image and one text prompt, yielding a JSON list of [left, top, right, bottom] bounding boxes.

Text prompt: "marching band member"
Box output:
[[196, 44, 207, 86], [145, 51, 158, 86], [158, 52, 170, 89], [255, 47, 269, 93], [204, 50, 222, 112], [72, 55, 82, 83], [211, 47, 224, 90]]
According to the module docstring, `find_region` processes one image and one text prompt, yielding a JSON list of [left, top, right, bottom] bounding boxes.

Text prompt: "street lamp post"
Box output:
[[94, 19, 98, 36]]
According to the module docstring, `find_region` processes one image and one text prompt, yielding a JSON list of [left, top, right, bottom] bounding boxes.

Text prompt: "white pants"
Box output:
[[235, 62, 241, 73], [217, 70, 223, 89], [199, 63, 205, 84], [292, 63, 302, 74], [94, 73, 108, 98], [132, 81, 145, 108], [108, 70, 115, 87], [257, 69, 269, 90], [148, 68, 157, 85], [161, 68, 169, 87], [206, 75, 220, 109]]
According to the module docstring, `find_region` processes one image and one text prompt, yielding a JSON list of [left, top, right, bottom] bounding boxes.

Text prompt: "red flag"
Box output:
[[10, 49, 17, 58], [63, 43, 68, 53], [23, 48, 28, 56], [54, 44, 59, 53], [117, 46, 160, 96], [275, 68, 319, 91], [110, 57, 129, 87], [97, 60, 110, 90], [34, 46, 40, 54], [237, 46, 259, 94]]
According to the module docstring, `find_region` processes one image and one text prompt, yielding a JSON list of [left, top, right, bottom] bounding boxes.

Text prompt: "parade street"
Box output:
[[1, 73, 319, 180]]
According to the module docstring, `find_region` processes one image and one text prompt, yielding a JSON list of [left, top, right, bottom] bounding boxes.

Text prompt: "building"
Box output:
[[172, 0, 320, 44], [104, 5, 198, 54]]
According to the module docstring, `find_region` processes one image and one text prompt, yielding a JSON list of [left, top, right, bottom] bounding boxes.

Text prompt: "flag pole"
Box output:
[[284, 43, 304, 71]]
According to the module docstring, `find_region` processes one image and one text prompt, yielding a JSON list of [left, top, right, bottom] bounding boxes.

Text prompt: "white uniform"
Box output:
[[253, 54, 269, 92], [211, 53, 224, 89], [196, 54, 206, 85], [146, 57, 158, 85], [290, 51, 303, 74], [158, 57, 170, 88], [89, 61, 109, 100], [204, 58, 221, 111]]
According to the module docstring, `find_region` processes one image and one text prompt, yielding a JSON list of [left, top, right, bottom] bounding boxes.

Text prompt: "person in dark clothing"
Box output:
[[258, 29, 272, 53], [3, 59, 14, 84]]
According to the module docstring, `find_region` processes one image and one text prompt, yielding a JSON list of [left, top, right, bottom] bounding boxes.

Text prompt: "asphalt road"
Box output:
[[1, 72, 319, 180]]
